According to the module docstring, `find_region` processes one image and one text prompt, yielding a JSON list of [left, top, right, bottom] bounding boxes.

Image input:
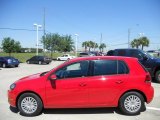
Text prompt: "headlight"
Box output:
[[10, 83, 16, 90]]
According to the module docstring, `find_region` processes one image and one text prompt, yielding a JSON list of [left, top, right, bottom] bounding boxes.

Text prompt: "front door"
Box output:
[[45, 61, 90, 108]]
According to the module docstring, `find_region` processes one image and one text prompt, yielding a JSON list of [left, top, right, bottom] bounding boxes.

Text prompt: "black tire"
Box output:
[[155, 70, 160, 83], [17, 93, 43, 116], [15, 65, 19, 67], [119, 91, 145, 115], [58, 58, 60, 61]]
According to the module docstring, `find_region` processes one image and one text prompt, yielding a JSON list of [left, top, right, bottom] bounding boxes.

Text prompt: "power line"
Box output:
[[109, 43, 128, 46], [0, 27, 43, 32]]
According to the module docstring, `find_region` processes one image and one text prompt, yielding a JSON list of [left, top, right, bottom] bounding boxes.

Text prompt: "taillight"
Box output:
[[7, 59, 12, 63], [145, 73, 151, 83]]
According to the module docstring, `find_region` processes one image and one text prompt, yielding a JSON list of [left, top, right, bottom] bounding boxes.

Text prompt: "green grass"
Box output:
[[0, 52, 74, 63]]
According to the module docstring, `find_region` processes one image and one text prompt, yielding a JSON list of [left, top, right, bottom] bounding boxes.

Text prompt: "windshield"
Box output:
[[140, 50, 153, 58]]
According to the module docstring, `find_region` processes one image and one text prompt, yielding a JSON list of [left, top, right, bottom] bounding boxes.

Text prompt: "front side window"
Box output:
[[55, 61, 89, 79]]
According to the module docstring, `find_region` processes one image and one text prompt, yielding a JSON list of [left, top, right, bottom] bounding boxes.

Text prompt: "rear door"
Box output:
[[88, 59, 129, 106]]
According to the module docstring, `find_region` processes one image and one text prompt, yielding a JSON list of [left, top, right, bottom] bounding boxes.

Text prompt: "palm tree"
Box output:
[[130, 39, 140, 49], [88, 41, 94, 52], [93, 43, 98, 51], [139, 37, 150, 50], [82, 41, 89, 52], [99, 43, 106, 52]]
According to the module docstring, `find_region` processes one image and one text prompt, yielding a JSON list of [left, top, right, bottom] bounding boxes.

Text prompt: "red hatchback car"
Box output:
[[8, 56, 154, 116]]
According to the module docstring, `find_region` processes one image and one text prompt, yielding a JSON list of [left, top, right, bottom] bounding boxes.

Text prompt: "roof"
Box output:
[[68, 56, 138, 63]]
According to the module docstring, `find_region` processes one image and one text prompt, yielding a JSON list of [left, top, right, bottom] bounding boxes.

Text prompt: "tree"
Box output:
[[99, 43, 106, 52], [82, 41, 89, 52], [139, 36, 150, 50], [131, 39, 140, 48], [42, 33, 74, 58], [2, 37, 21, 56], [14, 41, 21, 52], [60, 35, 74, 52], [88, 41, 94, 51], [130, 36, 150, 50], [93, 43, 98, 51]]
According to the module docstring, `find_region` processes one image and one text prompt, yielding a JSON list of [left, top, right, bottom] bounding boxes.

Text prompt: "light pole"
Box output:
[[75, 34, 79, 56], [128, 24, 139, 48], [33, 23, 42, 56]]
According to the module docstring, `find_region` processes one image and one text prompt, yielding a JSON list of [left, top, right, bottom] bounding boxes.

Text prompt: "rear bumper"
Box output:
[[7, 63, 19, 67], [146, 85, 154, 104]]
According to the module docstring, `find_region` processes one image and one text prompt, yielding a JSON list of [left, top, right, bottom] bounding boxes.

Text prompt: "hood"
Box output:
[[16, 73, 42, 83]]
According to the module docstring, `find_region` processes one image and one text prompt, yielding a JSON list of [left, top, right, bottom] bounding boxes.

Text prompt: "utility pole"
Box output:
[[128, 28, 131, 48], [100, 33, 102, 45], [43, 8, 46, 55]]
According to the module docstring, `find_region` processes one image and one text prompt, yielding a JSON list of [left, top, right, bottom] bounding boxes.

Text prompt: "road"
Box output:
[[0, 61, 160, 120]]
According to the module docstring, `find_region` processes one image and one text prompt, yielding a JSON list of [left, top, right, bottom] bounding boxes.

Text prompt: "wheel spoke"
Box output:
[[21, 96, 38, 114], [124, 95, 141, 113]]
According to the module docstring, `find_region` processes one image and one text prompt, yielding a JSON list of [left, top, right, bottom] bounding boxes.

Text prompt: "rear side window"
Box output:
[[93, 60, 129, 76]]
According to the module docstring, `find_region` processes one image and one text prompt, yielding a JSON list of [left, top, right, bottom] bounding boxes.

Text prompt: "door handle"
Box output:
[[79, 83, 87, 87], [115, 80, 123, 84]]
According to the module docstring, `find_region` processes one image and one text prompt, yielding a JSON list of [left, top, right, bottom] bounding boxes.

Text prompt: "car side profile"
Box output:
[[26, 56, 52, 65], [57, 54, 76, 61], [8, 56, 154, 116]]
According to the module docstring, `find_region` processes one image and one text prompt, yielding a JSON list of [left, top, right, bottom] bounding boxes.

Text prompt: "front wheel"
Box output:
[[155, 70, 160, 83], [18, 93, 43, 116], [119, 91, 145, 115]]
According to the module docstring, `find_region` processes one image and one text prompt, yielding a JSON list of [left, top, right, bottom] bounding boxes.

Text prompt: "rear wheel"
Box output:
[[27, 61, 30, 64], [15, 65, 19, 67], [119, 91, 145, 115], [2, 63, 6, 68], [155, 70, 160, 83], [38, 61, 42, 65], [18, 93, 43, 116]]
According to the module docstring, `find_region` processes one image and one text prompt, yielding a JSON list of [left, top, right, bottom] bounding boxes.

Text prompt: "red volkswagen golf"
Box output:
[[8, 56, 154, 116]]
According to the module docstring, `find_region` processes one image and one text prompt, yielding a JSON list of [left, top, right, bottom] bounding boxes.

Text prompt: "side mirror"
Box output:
[[49, 74, 57, 80], [143, 55, 148, 60]]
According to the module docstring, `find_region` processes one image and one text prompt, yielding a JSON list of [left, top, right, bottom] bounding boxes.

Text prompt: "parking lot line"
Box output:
[[147, 107, 160, 111]]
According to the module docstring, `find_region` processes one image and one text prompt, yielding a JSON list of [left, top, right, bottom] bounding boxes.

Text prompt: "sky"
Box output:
[[0, 0, 160, 51]]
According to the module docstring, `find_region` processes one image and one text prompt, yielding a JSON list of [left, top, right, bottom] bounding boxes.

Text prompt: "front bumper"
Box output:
[[8, 90, 17, 107]]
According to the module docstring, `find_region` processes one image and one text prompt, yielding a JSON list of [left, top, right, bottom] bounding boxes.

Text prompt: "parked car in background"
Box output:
[[26, 56, 52, 65], [8, 56, 154, 116], [0, 56, 19, 68], [147, 50, 160, 57], [79, 52, 95, 57], [57, 54, 76, 61], [107, 48, 160, 83]]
